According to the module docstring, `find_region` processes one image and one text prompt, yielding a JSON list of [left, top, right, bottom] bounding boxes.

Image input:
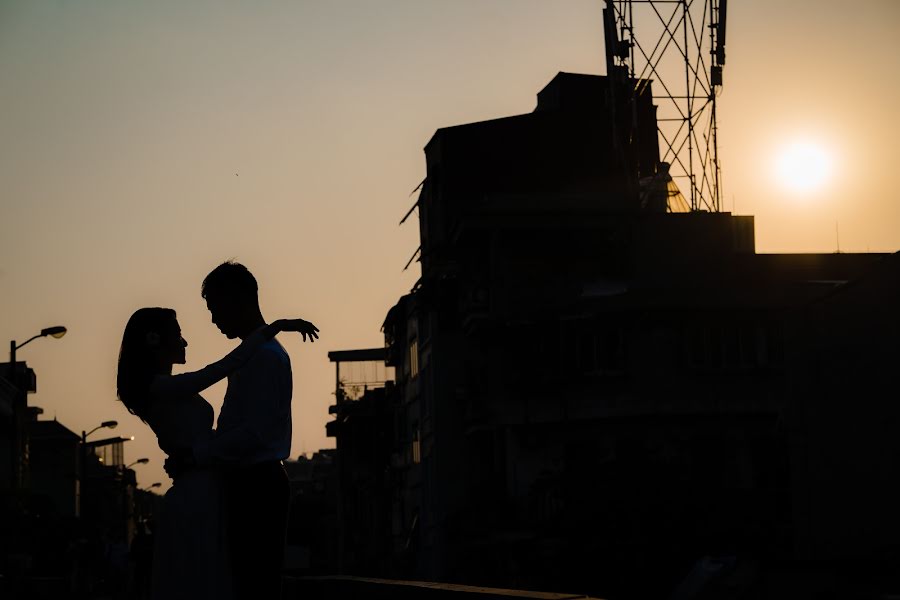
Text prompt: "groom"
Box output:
[[171, 261, 310, 599]]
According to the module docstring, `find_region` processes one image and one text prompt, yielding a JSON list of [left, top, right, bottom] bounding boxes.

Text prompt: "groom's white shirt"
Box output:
[[193, 326, 292, 467]]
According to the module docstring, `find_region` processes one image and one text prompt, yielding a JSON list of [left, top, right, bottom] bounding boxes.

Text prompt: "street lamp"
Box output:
[[142, 482, 162, 491], [81, 421, 119, 485], [79, 430, 133, 530], [82, 421, 118, 444], [6, 325, 66, 491], [126, 458, 150, 469], [10, 325, 67, 365]]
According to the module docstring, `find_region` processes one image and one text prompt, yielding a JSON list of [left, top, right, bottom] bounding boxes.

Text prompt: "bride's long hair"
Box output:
[[117, 307, 176, 422]]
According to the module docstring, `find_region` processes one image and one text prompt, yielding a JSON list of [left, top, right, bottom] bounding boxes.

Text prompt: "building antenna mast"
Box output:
[[603, 0, 727, 212]]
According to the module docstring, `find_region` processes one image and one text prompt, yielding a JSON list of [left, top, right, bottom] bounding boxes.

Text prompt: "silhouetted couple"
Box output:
[[116, 261, 319, 599]]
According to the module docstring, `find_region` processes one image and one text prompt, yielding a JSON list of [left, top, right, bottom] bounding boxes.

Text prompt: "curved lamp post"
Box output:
[[10, 326, 67, 365], [126, 458, 150, 469], [82, 421, 118, 444], [7, 325, 66, 491], [81, 421, 119, 473]]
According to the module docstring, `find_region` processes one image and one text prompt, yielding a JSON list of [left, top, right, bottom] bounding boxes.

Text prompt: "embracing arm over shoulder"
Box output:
[[149, 318, 316, 399]]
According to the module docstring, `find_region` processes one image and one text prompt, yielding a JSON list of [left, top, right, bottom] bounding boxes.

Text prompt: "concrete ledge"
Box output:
[[283, 575, 602, 600]]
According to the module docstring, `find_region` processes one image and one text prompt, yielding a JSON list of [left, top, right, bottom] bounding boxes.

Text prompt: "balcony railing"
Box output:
[[328, 348, 395, 403]]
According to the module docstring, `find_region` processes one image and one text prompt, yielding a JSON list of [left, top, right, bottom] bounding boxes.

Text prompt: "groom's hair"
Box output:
[[202, 261, 258, 302]]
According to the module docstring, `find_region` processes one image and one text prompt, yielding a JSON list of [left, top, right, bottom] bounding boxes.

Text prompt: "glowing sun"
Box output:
[[773, 140, 835, 195]]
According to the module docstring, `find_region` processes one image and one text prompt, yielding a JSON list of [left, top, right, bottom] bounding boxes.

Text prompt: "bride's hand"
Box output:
[[276, 318, 320, 342]]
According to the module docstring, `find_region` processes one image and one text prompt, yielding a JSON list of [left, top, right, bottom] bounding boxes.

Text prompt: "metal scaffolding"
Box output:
[[604, 0, 727, 212]]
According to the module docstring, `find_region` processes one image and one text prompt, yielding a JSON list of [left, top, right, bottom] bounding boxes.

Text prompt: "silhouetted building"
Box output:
[[0, 371, 148, 597], [328, 72, 897, 598], [81, 436, 137, 547], [786, 251, 900, 565], [326, 350, 397, 576], [0, 375, 17, 494], [28, 410, 81, 518], [0, 362, 37, 493], [284, 450, 339, 574]]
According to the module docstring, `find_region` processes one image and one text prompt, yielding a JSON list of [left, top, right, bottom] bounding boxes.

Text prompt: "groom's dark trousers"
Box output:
[[225, 460, 291, 600]]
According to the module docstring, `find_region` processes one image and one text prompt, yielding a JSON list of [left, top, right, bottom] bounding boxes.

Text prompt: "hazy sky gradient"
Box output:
[[2, 0, 898, 491]]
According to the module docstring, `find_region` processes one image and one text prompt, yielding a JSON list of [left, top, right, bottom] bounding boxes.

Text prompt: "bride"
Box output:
[[115, 307, 317, 599]]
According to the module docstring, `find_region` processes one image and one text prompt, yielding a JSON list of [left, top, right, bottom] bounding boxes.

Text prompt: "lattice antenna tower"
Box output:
[[604, 0, 727, 212]]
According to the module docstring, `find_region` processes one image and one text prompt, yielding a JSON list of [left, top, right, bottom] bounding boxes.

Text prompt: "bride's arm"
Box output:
[[149, 318, 318, 398]]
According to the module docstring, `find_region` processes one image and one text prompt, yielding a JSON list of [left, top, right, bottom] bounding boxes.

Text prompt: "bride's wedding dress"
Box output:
[[146, 331, 268, 600]]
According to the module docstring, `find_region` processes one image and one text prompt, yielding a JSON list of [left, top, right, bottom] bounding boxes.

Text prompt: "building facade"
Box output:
[[327, 72, 898, 597]]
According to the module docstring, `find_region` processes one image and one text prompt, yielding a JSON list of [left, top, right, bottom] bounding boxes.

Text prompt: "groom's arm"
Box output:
[[192, 346, 292, 466]]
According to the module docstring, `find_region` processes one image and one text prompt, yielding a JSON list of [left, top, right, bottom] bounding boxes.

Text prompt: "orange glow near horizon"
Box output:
[[1, 0, 898, 492]]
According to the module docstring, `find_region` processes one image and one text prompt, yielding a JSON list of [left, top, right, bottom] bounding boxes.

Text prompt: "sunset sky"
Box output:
[[2, 0, 898, 491]]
